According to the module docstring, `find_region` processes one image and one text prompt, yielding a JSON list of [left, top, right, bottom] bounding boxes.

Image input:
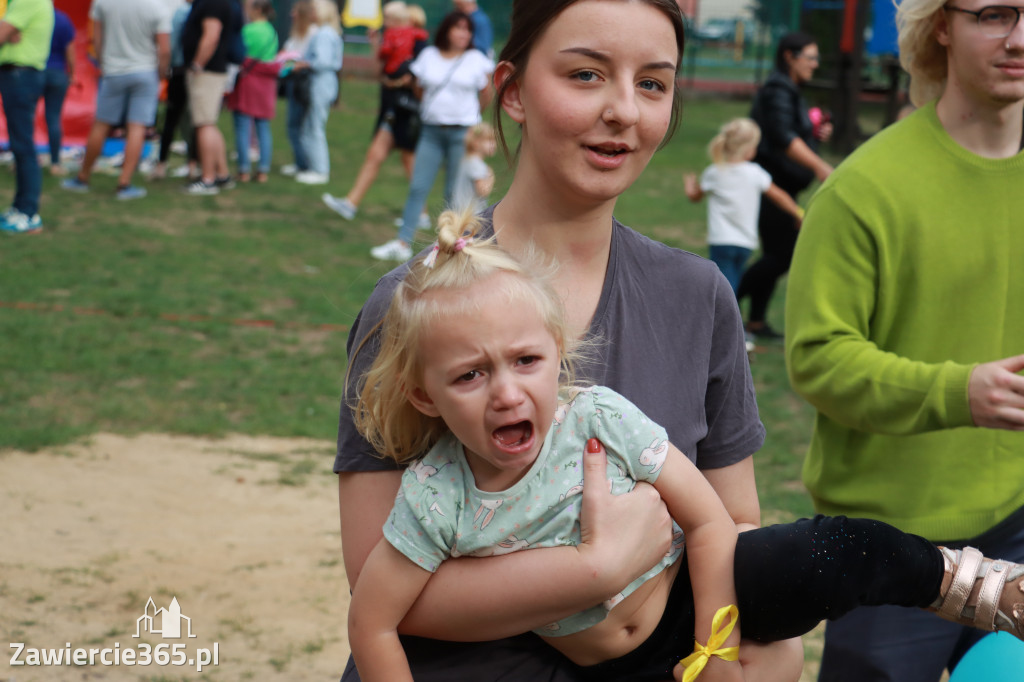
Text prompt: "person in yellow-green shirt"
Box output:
[[785, 1, 1024, 679], [0, 0, 53, 234]]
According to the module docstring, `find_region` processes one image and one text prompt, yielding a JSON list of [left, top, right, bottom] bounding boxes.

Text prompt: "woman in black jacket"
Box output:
[[738, 32, 833, 340]]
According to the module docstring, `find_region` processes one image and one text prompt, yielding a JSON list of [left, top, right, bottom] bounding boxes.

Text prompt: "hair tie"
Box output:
[[453, 238, 468, 252], [421, 243, 440, 268]]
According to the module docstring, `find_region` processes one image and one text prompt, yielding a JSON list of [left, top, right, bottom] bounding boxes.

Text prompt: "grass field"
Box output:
[[0, 77, 828, 522]]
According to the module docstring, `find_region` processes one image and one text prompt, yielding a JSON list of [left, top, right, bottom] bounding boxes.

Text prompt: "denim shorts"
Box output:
[[96, 70, 160, 126]]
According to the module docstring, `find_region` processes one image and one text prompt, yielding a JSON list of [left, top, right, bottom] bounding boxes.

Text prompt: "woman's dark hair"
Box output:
[[434, 11, 474, 51], [493, 0, 686, 162], [775, 31, 816, 73]]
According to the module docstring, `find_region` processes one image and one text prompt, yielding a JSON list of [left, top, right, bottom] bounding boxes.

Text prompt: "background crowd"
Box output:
[[0, 0, 492, 239]]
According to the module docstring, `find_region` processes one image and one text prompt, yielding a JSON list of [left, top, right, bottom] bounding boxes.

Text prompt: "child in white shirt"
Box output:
[[451, 122, 496, 215], [684, 118, 803, 293]]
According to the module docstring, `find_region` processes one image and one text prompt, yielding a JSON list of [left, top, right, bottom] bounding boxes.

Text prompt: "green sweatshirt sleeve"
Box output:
[[785, 177, 975, 435]]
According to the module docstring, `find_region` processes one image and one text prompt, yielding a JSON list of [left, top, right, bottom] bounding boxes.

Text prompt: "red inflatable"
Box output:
[[0, 0, 99, 150]]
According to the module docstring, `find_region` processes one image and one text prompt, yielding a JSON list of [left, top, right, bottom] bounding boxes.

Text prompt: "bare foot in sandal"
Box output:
[[238, 172, 252, 183], [931, 546, 1024, 639], [255, 172, 268, 183]]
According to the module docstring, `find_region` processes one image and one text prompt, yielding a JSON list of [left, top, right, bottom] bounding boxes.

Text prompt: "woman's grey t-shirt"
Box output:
[[334, 206, 765, 682]]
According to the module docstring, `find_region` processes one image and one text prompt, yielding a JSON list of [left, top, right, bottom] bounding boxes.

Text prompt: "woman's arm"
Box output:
[[479, 83, 494, 112], [701, 458, 760, 533], [348, 540, 433, 682], [338, 440, 673, 640], [785, 137, 832, 183], [65, 41, 76, 81]]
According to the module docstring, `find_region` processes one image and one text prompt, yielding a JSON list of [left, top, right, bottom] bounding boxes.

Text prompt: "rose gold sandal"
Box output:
[[932, 546, 1024, 639]]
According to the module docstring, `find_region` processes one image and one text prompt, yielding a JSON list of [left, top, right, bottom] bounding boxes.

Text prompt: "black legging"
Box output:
[[158, 68, 196, 164], [578, 515, 944, 681], [736, 176, 806, 326]]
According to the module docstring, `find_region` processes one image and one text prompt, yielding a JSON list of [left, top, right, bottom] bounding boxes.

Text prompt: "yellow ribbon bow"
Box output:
[[678, 604, 740, 682]]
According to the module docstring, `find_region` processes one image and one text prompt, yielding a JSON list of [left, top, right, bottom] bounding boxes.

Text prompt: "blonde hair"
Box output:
[[707, 118, 761, 164], [896, 0, 948, 106], [464, 121, 496, 153], [352, 208, 581, 463], [382, 1, 409, 25], [407, 4, 426, 28], [314, 0, 342, 33], [290, 0, 315, 38]]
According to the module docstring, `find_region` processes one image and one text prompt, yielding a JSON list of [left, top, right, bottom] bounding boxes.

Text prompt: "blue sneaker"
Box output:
[[1, 210, 43, 234], [61, 176, 90, 193], [116, 185, 147, 201]]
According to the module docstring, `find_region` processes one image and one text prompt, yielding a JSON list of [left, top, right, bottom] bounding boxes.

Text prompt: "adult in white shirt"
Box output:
[[370, 10, 493, 262]]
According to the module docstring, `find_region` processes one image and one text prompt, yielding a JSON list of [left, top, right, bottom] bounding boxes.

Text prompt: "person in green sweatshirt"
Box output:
[[785, 1, 1024, 680]]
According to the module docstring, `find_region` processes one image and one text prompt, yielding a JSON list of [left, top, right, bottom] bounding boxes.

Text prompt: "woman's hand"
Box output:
[[577, 438, 674, 592], [814, 121, 833, 143]]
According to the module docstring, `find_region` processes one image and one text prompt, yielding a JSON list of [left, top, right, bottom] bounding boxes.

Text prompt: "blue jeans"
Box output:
[[300, 87, 332, 175], [43, 67, 70, 165], [817, 508, 1024, 681], [398, 124, 468, 244], [233, 112, 272, 174], [0, 66, 45, 215], [285, 82, 309, 171], [708, 244, 752, 294]]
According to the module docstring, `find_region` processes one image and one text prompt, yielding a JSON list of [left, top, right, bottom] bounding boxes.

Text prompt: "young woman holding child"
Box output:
[[345, 208, 1024, 682], [337, 1, 805, 680]]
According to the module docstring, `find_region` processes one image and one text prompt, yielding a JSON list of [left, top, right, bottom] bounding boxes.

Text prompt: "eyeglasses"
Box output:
[[944, 5, 1024, 39]]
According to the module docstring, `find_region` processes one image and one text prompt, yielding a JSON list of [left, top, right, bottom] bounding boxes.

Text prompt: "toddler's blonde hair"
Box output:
[[708, 118, 761, 165], [407, 4, 427, 28], [382, 1, 409, 24], [464, 121, 496, 152], [351, 208, 581, 463]]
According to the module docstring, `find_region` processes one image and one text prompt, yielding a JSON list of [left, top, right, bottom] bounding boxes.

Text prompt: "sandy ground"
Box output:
[[1, 433, 350, 681], [0, 433, 833, 682]]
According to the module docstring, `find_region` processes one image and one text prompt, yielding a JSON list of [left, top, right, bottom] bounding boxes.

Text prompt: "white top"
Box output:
[[699, 161, 773, 250], [90, 0, 172, 77], [451, 154, 491, 214], [410, 46, 494, 126]]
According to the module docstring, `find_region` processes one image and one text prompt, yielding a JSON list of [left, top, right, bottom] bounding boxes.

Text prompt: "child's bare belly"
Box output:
[[544, 558, 682, 667]]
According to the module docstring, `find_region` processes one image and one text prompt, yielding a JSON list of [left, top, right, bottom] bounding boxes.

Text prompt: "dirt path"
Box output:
[[1, 433, 350, 681], [1, 433, 833, 682]]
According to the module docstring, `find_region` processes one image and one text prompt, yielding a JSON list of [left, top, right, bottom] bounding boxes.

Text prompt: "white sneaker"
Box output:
[[280, 164, 299, 177], [295, 171, 329, 185], [1, 210, 43, 234], [322, 193, 357, 220], [393, 212, 432, 230], [370, 239, 413, 262], [169, 165, 192, 178]]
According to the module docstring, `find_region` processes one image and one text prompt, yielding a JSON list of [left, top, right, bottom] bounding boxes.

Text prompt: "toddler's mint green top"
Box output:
[[786, 102, 1024, 541], [384, 385, 684, 637], [0, 0, 54, 70]]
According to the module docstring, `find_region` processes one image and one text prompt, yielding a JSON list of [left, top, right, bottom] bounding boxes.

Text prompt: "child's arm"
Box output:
[[654, 445, 744, 682], [348, 538, 433, 682], [764, 183, 804, 227], [683, 172, 704, 202], [473, 165, 495, 199]]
